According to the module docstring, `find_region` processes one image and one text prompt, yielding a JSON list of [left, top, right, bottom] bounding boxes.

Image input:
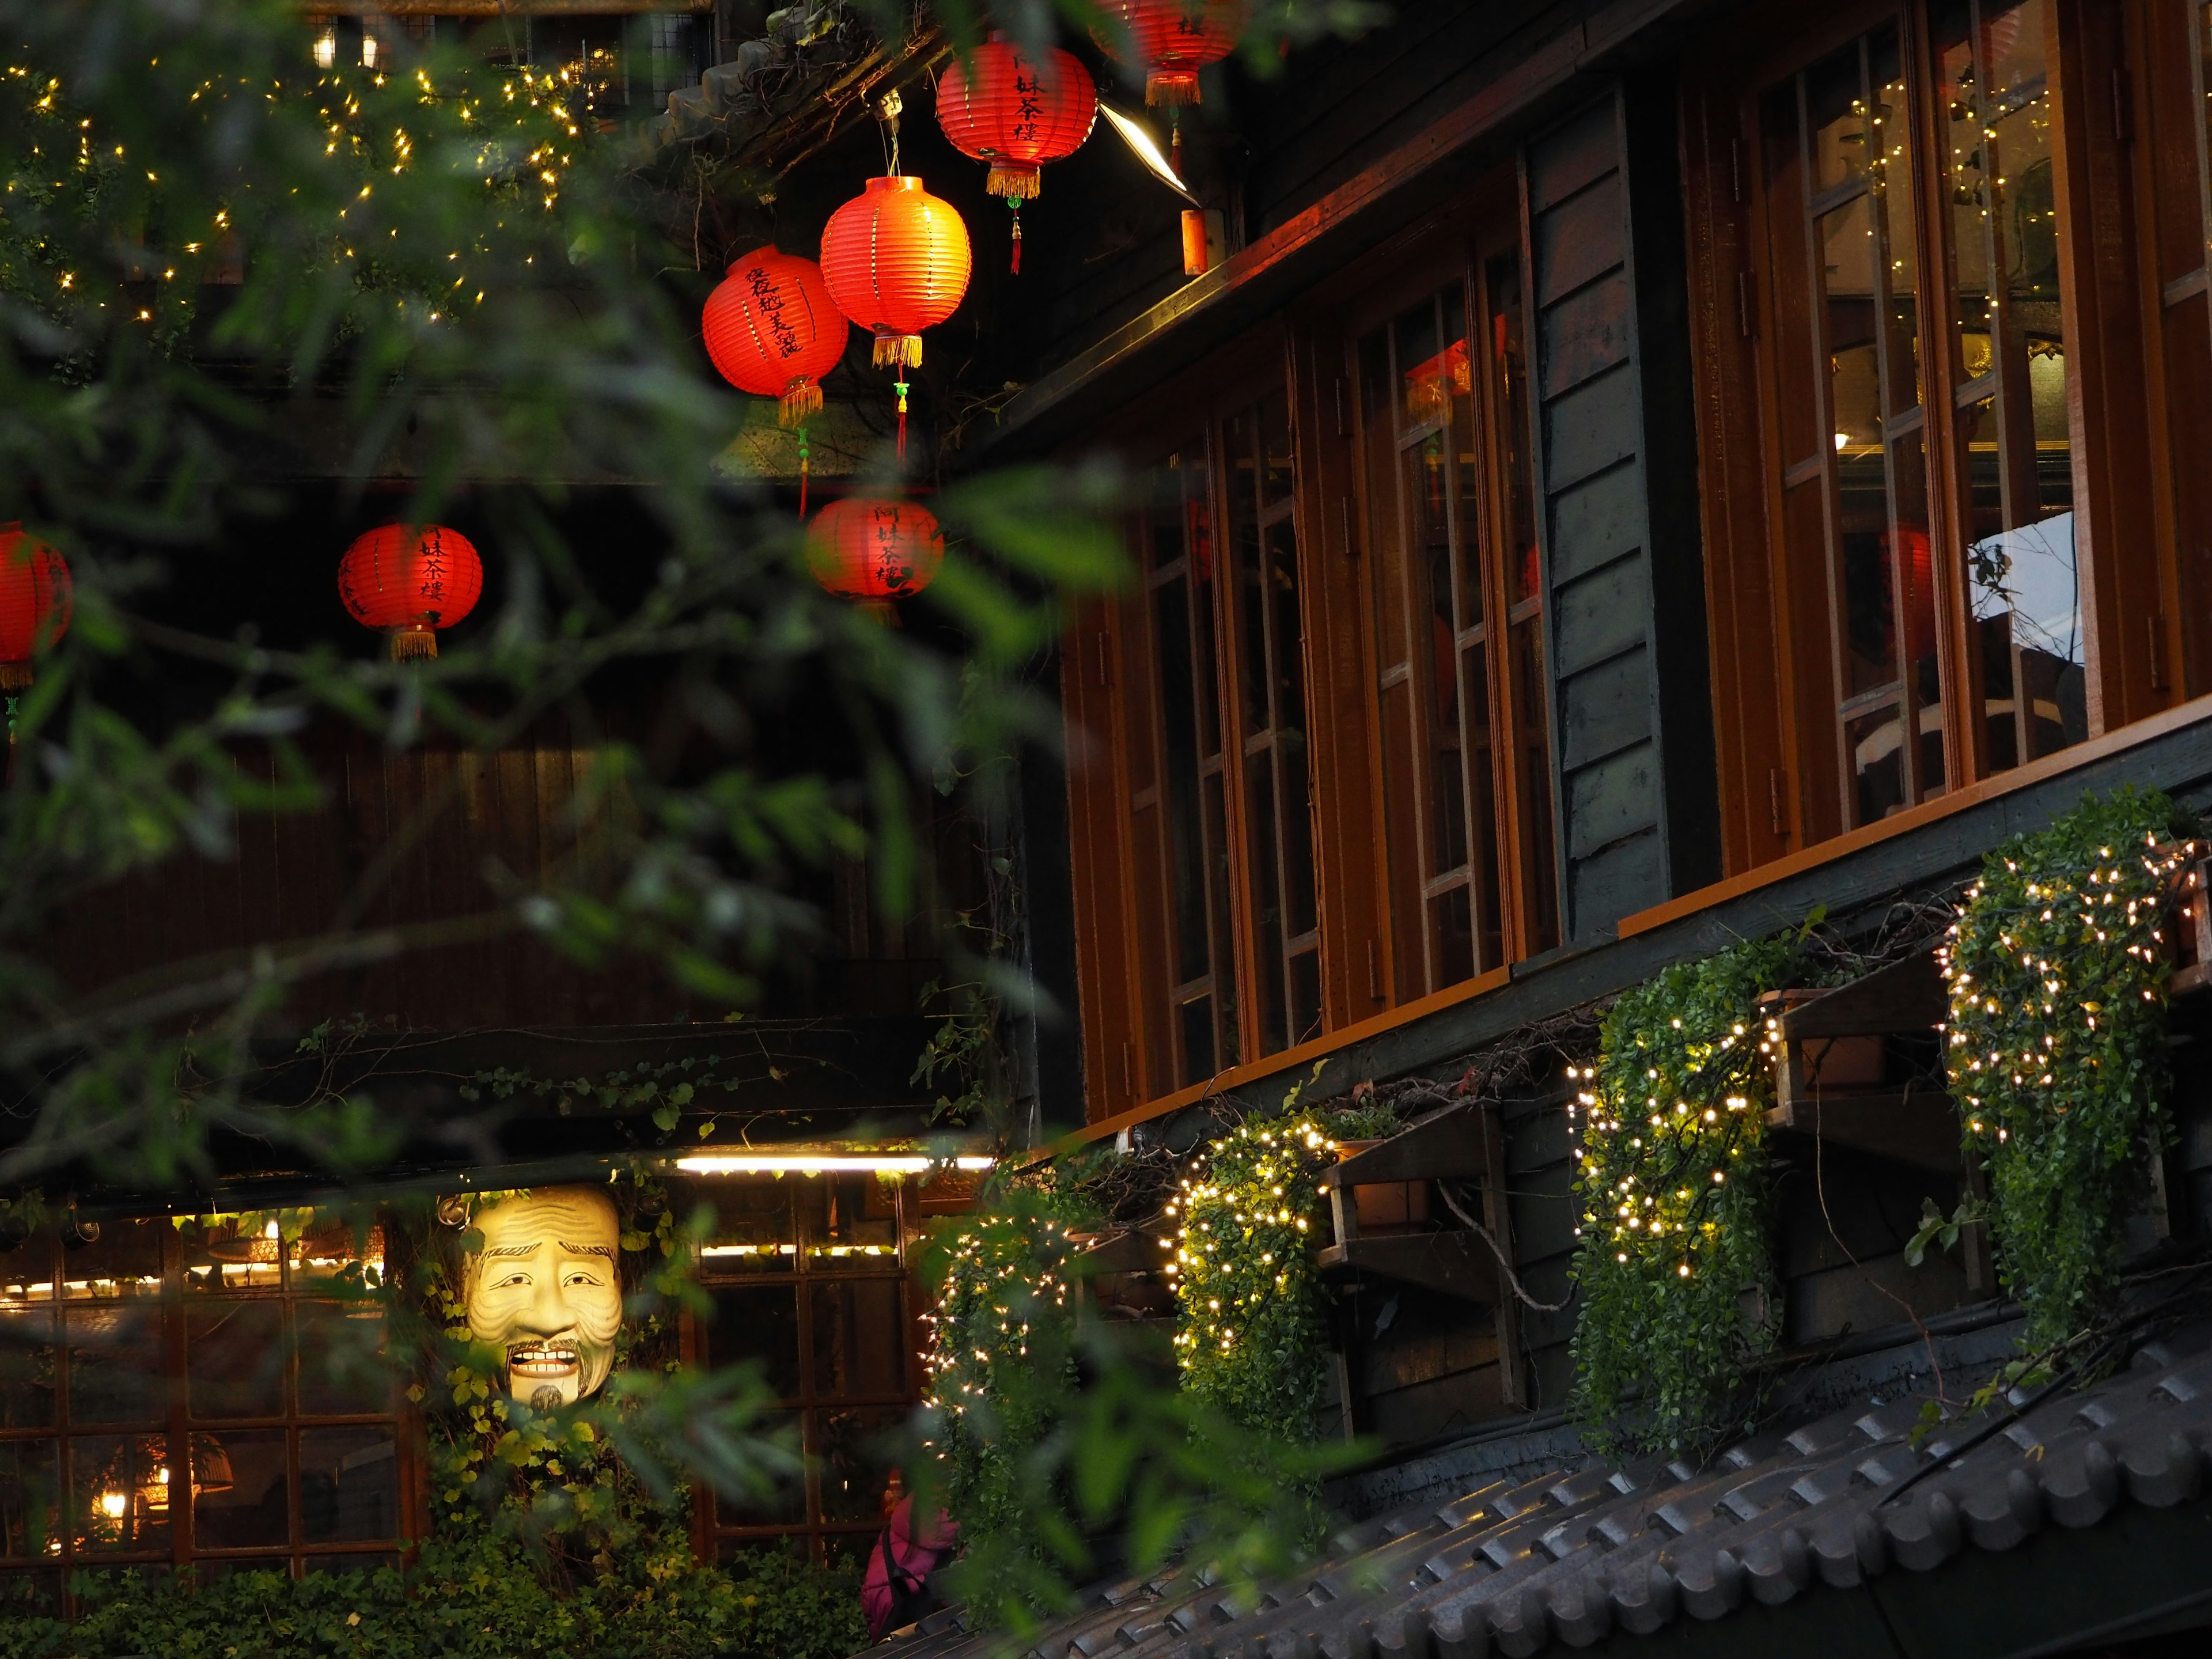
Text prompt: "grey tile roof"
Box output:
[[874, 1324, 2212, 1659]]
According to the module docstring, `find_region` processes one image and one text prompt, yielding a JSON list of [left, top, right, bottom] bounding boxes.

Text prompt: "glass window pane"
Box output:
[[714, 1408, 804, 1527], [68, 1434, 171, 1554], [188, 1303, 286, 1420], [802, 1176, 897, 1263], [809, 1281, 905, 1400], [1287, 950, 1321, 1049], [706, 1286, 800, 1401], [1869, 26, 1922, 414], [1244, 747, 1287, 1054], [0, 1441, 58, 1560], [299, 1427, 397, 1544], [699, 1183, 795, 1277], [1463, 642, 1504, 971], [1891, 434, 1945, 797], [288, 1219, 385, 1293], [66, 1305, 166, 1427], [59, 1222, 162, 1303], [1806, 41, 1868, 194], [1259, 388, 1294, 508], [183, 1220, 283, 1294], [0, 1308, 58, 1430], [294, 1303, 391, 1418], [1847, 703, 1908, 823], [1487, 254, 1541, 608], [191, 1428, 288, 1551], [1427, 882, 1475, 990], [1201, 772, 1238, 1070], [1156, 574, 1212, 992], [815, 1404, 904, 1524]]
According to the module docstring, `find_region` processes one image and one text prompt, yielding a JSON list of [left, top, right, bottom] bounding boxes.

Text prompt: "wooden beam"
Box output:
[[1772, 950, 1945, 1040], [964, 0, 1712, 465], [1319, 1108, 1490, 1188], [1764, 1093, 1962, 1176], [1316, 1232, 1501, 1304]]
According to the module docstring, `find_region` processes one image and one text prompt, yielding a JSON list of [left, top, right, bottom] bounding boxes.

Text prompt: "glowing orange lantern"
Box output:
[[819, 177, 972, 370], [936, 35, 1097, 273], [806, 498, 944, 619], [338, 524, 483, 660], [702, 248, 850, 426], [0, 525, 71, 690], [1096, 0, 1245, 107]]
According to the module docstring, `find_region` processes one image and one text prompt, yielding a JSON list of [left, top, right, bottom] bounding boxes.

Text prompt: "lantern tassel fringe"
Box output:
[[872, 332, 923, 369], [779, 379, 824, 429], [987, 165, 1042, 200], [1147, 70, 1202, 107], [0, 662, 31, 692], [389, 627, 438, 662]]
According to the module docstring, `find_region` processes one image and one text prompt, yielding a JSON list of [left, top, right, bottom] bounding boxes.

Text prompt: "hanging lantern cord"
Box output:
[[1009, 196, 1024, 275], [876, 89, 902, 177], [797, 423, 811, 521], [894, 377, 910, 463], [1170, 112, 1182, 179], [3, 693, 14, 786]]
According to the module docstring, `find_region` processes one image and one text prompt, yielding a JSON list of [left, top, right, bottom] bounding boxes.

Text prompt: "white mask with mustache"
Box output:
[[463, 1188, 624, 1408]]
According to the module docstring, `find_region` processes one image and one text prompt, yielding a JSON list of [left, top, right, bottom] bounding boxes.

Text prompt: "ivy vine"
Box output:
[[917, 1177, 1093, 1630], [1166, 1089, 1397, 1441], [1941, 787, 2196, 1350], [1569, 935, 1799, 1454]]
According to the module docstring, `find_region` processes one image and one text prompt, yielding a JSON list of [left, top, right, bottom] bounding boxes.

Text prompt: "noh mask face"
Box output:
[[463, 1187, 624, 1409]]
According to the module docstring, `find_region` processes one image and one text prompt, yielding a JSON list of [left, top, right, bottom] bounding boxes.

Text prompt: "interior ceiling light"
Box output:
[[673, 1153, 997, 1175], [1097, 103, 1199, 205]]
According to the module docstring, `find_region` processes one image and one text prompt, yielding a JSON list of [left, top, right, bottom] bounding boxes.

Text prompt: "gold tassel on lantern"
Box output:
[[0, 663, 31, 691], [389, 624, 438, 662], [872, 330, 923, 370], [1146, 70, 1202, 105], [779, 378, 824, 430], [987, 164, 1043, 199]]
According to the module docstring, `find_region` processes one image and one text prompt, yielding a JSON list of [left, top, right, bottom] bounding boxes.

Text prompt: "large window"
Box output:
[[1118, 388, 1321, 1096], [1759, 0, 2085, 830], [2137, 3, 2212, 696], [1356, 249, 1559, 998], [690, 1175, 916, 1567], [0, 1215, 397, 1610]]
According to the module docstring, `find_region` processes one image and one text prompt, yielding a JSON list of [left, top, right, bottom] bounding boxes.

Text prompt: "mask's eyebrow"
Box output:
[[481, 1244, 539, 1259], [559, 1242, 615, 1260]]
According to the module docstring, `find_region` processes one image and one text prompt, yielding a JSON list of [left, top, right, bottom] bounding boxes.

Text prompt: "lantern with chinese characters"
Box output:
[[936, 35, 1097, 273], [0, 525, 71, 690], [1095, 0, 1244, 169], [819, 176, 971, 458], [338, 524, 484, 660], [701, 248, 850, 426], [806, 497, 944, 620]]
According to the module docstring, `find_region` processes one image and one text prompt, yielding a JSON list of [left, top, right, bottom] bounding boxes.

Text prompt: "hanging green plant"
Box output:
[[1168, 1089, 1399, 1441], [1569, 935, 1799, 1454], [918, 1177, 1094, 1628], [1941, 786, 2196, 1351]]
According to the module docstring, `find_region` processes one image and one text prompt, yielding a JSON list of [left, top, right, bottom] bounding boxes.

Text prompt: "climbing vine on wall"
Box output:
[[1942, 787, 2197, 1351], [918, 1177, 1093, 1630], [1569, 935, 1800, 1454], [1168, 1090, 1399, 1441]]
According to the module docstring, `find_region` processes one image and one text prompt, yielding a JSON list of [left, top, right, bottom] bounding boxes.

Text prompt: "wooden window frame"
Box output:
[[0, 1217, 406, 1614], [685, 1175, 919, 1568], [1684, 0, 2133, 872], [1334, 213, 1562, 1006]]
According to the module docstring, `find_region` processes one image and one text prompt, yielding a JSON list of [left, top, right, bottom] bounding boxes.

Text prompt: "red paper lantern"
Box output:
[[0, 525, 70, 690], [818, 176, 972, 370], [338, 524, 484, 660], [702, 248, 850, 427], [937, 35, 1097, 272], [1096, 0, 1245, 106], [806, 498, 944, 616]]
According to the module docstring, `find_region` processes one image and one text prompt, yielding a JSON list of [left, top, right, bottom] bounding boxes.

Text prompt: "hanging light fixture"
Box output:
[[338, 524, 484, 661], [818, 93, 972, 462], [805, 497, 945, 622], [935, 34, 1098, 273], [702, 247, 851, 516], [1094, 0, 1247, 171], [0, 525, 71, 694]]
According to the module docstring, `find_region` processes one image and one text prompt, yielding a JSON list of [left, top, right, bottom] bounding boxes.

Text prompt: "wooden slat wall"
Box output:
[[48, 745, 729, 1032], [1522, 89, 1721, 943]]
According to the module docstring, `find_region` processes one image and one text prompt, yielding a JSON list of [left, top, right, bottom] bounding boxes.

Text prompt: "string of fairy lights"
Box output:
[[2, 37, 597, 335]]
